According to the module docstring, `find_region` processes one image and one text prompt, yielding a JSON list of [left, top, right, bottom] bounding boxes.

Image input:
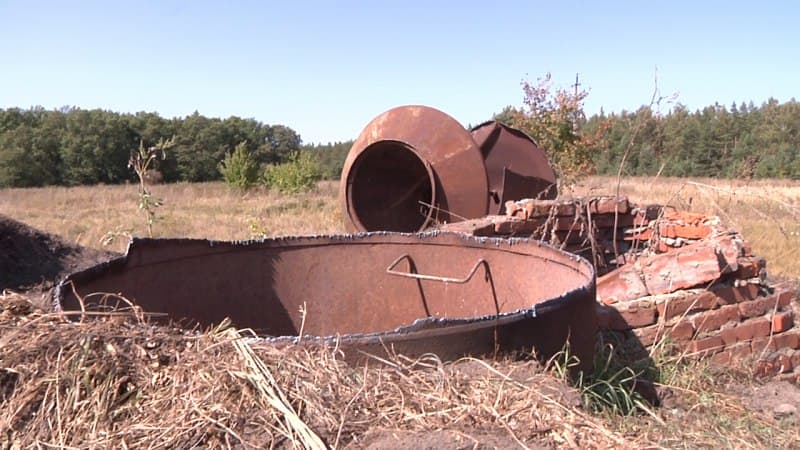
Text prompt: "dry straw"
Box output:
[[0, 291, 633, 449], [1, 288, 796, 448]]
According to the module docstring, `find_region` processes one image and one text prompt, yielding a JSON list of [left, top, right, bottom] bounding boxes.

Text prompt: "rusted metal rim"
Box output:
[[54, 232, 597, 369], [345, 140, 437, 232], [340, 106, 489, 232]]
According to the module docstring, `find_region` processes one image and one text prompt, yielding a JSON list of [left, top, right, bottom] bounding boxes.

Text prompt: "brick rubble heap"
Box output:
[[440, 196, 800, 378]]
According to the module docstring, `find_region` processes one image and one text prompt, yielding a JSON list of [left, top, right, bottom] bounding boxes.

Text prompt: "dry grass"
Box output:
[[1, 176, 797, 277], [569, 176, 800, 279], [0, 181, 342, 255], [1, 177, 800, 448], [0, 294, 626, 449], [1, 292, 797, 449]]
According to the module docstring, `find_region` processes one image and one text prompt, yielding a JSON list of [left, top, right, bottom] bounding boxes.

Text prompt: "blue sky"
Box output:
[[1, 1, 798, 143]]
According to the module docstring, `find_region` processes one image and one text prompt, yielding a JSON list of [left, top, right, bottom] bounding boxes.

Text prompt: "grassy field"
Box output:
[[2, 176, 800, 447], [2, 175, 799, 278], [572, 176, 800, 279]]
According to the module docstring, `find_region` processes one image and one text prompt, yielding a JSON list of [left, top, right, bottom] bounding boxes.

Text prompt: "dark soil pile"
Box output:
[[0, 214, 117, 294]]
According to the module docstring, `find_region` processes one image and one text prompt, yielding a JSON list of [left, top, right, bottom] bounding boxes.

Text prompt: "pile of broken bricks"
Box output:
[[440, 196, 800, 379]]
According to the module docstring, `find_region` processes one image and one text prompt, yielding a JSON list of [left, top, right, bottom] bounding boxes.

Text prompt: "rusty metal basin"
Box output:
[[55, 232, 597, 369]]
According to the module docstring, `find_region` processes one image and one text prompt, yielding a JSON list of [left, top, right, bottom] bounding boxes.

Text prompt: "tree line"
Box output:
[[2, 96, 798, 189], [586, 99, 800, 179], [0, 107, 303, 187]]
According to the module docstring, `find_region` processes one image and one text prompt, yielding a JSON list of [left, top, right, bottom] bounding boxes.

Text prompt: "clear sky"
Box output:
[[1, 1, 798, 144]]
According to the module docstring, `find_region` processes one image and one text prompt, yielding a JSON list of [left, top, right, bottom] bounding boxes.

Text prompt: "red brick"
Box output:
[[755, 352, 794, 377], [633, 321, 694, 347], [734, 256, 764, 279], [641, 243, 722, 295], [752, 336, 777, 354], [493, 217, 536, 235], [597, 299, 658, 332], [777, 288, 796, 308], [721, 318, 771, 346], [632, 211, 650, 227], [514, 199, 578, 219], [728, 342, 753, 359], [738, 297, 774, 319], [590, 213, 635, 229], [524, 199, 553, 218], [625, 226, 654, 241], [440, 217, 496, 236], [554, 202, 578, 217], [691, 304, 741, 333], [772, 329, 800, 350], [711, 344, 756, 368], [658, 223, 712, 240], [686, 336, 724, 357], [654, 240, 670, 253], [633, 324, 662, 347], [591, 196, 629, 215], [619, 304, 658, 329], [597, 266, 648, 305], [662, 210, 711, 225], [714, 235, 741, 273], [668, 320, 695, 341], [772, 311, 795, 334], [709, 284, 760, 305], [657, 291, 719, 321], [700, 343, 752, 367]]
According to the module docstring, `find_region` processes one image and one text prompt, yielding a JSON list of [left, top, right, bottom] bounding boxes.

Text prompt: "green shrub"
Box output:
[[219, 141, 259, 191], [262, 151, 322, 193]]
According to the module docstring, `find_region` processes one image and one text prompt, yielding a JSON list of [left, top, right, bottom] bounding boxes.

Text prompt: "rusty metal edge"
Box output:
[[53, 231, 595, 345]]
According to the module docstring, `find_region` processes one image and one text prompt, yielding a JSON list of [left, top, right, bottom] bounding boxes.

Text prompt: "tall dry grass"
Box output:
[[0, 181, 342, 254], [570, 176, 800, 279], [1, 176, 798, 278]]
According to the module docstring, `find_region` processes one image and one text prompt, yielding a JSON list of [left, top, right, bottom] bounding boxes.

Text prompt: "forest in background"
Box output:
[[1, 96, 798, 188], [586, 98, 800, 179], [0, 107, 303, 187]]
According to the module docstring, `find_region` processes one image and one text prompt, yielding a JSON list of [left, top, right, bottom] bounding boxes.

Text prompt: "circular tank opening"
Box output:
[[346, 140, 435, 232]]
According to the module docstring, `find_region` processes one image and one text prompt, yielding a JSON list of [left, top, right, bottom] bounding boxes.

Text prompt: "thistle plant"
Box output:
[[128, 137, 174, 237]]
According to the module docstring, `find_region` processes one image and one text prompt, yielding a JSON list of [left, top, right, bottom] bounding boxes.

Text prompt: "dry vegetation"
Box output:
[[0, 181, 342, 255], [571, 176, 800, 279], [1, 176, 799, 279], [2, 176, 800, 448]]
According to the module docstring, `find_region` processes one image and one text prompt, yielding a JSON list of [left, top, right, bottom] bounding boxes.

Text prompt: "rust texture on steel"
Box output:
[[340, 106, 558, 233], [470, 121, 557, 214], [340, 105, 488, 232], [55, 232, 597, 369]]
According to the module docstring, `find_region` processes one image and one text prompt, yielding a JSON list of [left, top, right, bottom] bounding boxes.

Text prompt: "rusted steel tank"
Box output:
[[470, 121, 558, 213], [340, 106, 489, 232], [340, 106, 558, 232], [55, 232, 597, 369]]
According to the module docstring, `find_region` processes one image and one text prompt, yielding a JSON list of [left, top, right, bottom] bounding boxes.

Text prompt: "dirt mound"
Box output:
[[0, 214, 117, 294]]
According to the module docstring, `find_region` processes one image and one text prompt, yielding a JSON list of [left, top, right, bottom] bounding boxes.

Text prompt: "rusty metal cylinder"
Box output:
[[340, 106, 557, 232], [341, 105, 489, 232]]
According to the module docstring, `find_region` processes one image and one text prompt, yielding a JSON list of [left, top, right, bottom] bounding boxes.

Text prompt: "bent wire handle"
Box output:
[[386, 254, 487, 284]]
